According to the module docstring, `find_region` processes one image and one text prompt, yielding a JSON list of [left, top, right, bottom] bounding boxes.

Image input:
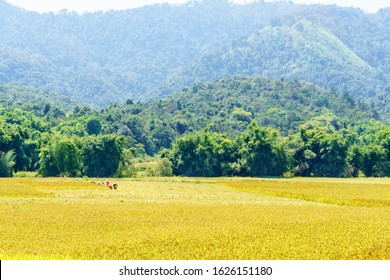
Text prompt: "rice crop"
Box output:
[[1, 177, 390, 260], [221, 178, 390, 207]]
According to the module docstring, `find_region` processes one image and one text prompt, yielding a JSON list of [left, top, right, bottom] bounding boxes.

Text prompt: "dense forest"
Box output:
[[1, 78, 390, 178], [172, 20, 383, 99], [0, 0, 390, 113], [1, 0, 390, 178]]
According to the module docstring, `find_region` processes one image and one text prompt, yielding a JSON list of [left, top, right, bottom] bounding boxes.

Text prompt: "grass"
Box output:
[[13, 171, 38, 178], [0, 177, 390, 260], [133, 161, 159, 177], [133, 161, 159, 169]]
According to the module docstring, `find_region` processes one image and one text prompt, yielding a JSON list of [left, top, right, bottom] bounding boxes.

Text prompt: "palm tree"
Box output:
[[0, 150, 16, 177]]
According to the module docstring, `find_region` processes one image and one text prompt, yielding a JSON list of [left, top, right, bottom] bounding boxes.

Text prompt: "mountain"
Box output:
[[168, 20, 382, 98], [0, 0, 389, 107]]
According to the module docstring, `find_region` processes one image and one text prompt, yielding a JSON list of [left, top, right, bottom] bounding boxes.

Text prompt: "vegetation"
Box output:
[[3, 0, 390, 263], [156, 158, 173, 177], [174, 20, 384, 100], [0, 0, 389, 112], [161, 116, 390, 178], [1, 177, 390, 259], [0, 76, 390, 178], [0, 1, 389, 178], [0, 150, 16, 177], [90, 76, 377, 157]]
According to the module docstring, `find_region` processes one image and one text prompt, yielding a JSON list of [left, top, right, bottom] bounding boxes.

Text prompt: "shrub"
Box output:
[[156, 158, 173, 177]]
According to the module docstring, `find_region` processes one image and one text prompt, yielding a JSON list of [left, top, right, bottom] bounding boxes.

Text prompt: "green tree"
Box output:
[[82, 135, 124, 177], [0, 150, 16, 177], [236, 122, 287, 176], [167, 131, 233, 177], [116, 149, 137, 178], [347, 145, 363, 177], [38, 135, 82, 177], [361, 145, 389, 177], [289, 114, 350, 177], [156, 158, 173, 177], [232, 108, 252, 123], [86, 119, 102, 135]]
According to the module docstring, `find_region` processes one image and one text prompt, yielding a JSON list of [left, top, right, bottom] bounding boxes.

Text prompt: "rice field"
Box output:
[[1, 177, 390, 260]]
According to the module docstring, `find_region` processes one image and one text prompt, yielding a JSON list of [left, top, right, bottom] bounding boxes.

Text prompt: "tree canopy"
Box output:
[[0, 0, 389, 113]]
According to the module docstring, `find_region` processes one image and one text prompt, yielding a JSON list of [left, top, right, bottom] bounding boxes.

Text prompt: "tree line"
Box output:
[[1, 106, 390, 178], [0, 104, 125, 178], [162, 118, 390, 178]]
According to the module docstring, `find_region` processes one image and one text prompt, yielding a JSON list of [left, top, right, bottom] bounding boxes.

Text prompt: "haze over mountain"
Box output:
[[0, 0, 389, 109], [5, 0, 389, 14]]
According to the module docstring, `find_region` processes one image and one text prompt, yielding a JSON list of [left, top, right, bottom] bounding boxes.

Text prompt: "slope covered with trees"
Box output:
[[1, 77, 388, 178], [0, 82, 74, 111], [104, 77, 377, 151], [171, 20, 383, 99], [0, 0, 389, 108]]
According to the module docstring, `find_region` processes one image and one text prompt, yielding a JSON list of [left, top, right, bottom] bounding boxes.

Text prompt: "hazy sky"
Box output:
[[5, 0, 390, 14]]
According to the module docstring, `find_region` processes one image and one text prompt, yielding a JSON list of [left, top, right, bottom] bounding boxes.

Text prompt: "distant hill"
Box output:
[[0, 82, 74, 111], [0, 0, 389, 107], [0, 76, 382, 175], [98, 76, 378, 153], [167, 20, 382, 99]]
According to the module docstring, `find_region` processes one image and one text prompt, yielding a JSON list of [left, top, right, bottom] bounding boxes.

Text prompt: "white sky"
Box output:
[[5, 0, 390, 14]]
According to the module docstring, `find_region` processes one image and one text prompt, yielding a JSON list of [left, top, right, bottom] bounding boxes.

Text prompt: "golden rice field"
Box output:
[[1, 177, 390, 260]]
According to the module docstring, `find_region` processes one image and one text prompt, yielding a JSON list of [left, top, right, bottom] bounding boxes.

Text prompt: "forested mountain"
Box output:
[[1, 0, 389, 108], [67, 77, 378, 154], [170, 20, 382, 98]]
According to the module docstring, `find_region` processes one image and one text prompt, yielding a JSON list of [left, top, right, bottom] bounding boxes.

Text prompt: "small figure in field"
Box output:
[[113, 183, 118, 190], [98, 181, 105, 187], [106, 181, 113, 189]]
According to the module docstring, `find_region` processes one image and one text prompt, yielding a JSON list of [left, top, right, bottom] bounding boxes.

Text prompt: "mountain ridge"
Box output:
[[166, 20, 382, 99], [0, 0, 389, 108]]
